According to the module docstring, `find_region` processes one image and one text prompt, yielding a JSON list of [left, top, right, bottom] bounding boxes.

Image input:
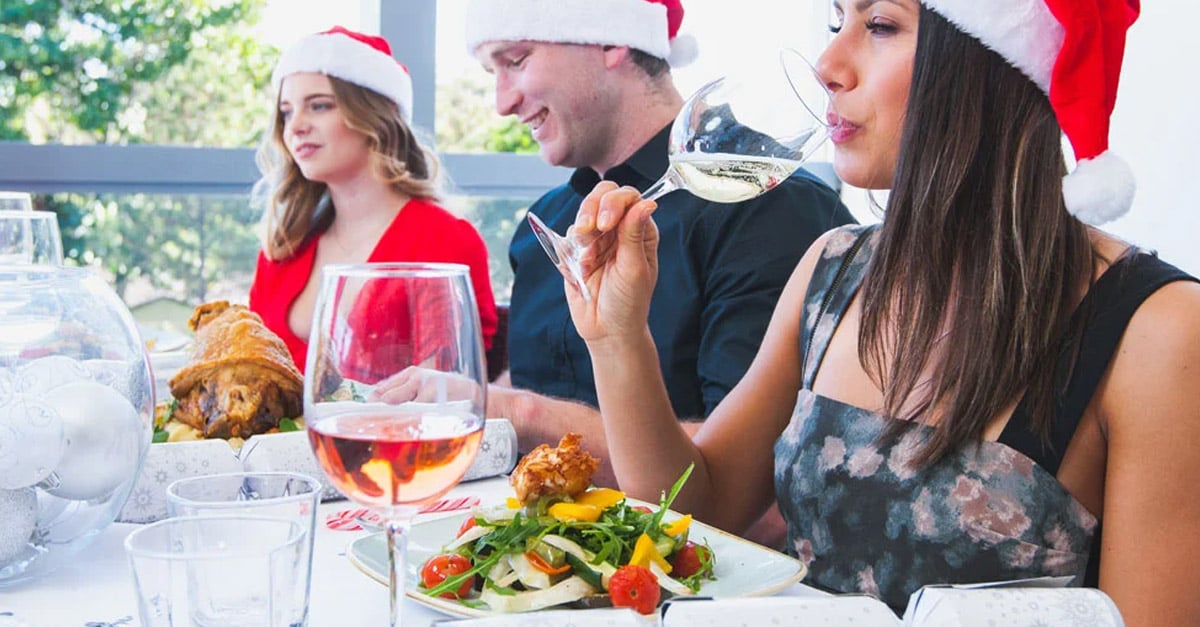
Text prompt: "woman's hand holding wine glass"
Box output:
[[528, 49, 835, 303], [562, 182, 661, 346]]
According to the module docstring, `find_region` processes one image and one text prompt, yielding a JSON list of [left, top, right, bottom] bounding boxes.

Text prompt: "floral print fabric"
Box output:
[[774, 225, 1097, 610]]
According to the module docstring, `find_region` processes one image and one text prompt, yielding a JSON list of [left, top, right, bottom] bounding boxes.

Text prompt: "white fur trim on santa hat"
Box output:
[[272, 32, 413, 124], [667, 32, 698, 68], [921, 0, 1064, 93], [466, 0, 671, 61], [1063, 151, 1135, 225]]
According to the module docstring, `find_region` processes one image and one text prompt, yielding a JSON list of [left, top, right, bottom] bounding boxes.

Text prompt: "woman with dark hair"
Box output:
[[248, 27, 498, 372], [563, 1, 1200, 622]]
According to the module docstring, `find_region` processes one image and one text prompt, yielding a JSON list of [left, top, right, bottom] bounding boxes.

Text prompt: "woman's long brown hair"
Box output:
[[860, 6, 1096, 466], [255, 76, 441, 260]]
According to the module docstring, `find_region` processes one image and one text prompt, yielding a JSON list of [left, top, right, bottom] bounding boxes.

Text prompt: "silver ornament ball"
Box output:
[[43, 381, 145, 501], [0, 488, 37, 564]]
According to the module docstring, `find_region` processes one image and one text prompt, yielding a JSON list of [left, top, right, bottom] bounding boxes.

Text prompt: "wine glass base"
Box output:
[[526, 212, 592, 303]]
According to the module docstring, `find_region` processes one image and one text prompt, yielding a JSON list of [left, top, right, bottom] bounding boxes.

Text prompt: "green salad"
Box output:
[[419, 465, 717, 614]]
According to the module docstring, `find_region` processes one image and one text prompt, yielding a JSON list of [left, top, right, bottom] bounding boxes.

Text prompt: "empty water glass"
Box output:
[[167, 472, 321, 626], [125, 515, 307, 627], [0, 210, 64, 266], [0, 191, 33, 212]]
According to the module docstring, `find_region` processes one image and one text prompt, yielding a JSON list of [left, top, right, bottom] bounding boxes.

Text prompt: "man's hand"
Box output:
[[369, 366, 483, 405]]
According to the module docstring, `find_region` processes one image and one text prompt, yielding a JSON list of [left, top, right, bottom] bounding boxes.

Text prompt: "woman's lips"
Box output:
[[292, 143, 319, 159], [826, 114, 860, 144]]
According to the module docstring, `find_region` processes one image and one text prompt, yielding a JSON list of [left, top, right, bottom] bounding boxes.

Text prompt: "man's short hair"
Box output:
[[629, 49, 670, 79]]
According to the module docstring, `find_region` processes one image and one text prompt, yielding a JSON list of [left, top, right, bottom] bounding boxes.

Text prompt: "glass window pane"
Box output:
[[434, 0, 828, 153], [446, 195, 533, 303], [28, 190, 523, 336], [2, 2, 363, 148], [30, 192, 260, 334]]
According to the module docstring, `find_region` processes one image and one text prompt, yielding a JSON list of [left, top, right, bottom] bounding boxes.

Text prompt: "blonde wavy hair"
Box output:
[[254, 75, 441, 261]]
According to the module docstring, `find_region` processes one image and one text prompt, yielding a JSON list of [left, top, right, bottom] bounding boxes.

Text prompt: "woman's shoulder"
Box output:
[[782, 223, 879, 304], [1097, 251, 1200, 422], [1119, 263, 1200, 348], [818, 223, 878, 257]]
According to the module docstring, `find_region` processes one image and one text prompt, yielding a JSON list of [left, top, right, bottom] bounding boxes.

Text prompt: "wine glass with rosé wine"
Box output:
[[304, 262, 486, 627], [526, 48, 836, 303]]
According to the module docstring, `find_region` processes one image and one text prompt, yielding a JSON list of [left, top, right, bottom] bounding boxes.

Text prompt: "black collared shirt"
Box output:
[[508, 124, 855, 418]]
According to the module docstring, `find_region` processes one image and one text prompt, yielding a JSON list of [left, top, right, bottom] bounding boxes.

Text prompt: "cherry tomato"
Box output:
[[457, 516, 478, 537], [670, 541, 714, 579], [631, 505, 654, 514], [419, 554, 473, 599], [609, 564, 660, 614]]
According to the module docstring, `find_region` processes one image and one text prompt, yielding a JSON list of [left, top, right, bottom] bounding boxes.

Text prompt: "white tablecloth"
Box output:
[[0, 478, 822, 626]]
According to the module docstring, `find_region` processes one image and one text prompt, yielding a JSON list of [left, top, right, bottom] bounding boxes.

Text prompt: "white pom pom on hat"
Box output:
[[272, 26, 414, 124], [465, 0, 698, 68], [921, 0, 1141, 225]]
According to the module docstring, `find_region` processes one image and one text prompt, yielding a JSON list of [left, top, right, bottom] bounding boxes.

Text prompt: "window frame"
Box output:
[[0, 0, 836, 200], [0, 1, 561, 199]]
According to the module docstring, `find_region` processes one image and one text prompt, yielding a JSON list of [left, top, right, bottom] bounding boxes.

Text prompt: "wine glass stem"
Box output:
[[386, 517, 412, 627], [641, 171, 680, 203]]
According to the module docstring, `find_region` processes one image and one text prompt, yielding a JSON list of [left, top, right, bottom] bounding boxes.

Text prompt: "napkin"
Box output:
[[461, 418, 519, 481], [117, 418, 519, 523], [117, 439, 242, 524], [659, 596, 899, 626], [237, 430, 342, 501], [654, 581, 1122, 627], [902, 586, 1124, 626]]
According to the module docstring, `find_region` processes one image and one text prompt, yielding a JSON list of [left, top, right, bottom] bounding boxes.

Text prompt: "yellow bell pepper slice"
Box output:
[[663, 514, 692, 537], [629, 533, 673, 574], [547, 502, 602, 523], [573, 488, 626, 510], [506, 497, 522, 510]]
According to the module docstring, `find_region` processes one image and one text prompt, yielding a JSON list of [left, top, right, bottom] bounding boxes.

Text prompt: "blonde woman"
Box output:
[[249, 27, 498, 372]]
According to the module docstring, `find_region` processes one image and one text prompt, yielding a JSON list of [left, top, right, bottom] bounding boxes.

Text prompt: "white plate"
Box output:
[[346, 500, 808, 618]]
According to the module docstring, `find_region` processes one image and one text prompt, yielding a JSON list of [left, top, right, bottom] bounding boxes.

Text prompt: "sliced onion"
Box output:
[[480, 576, 597, 613]]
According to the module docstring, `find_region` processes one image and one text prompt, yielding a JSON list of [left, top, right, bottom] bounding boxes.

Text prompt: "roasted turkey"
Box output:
[[168, 301, 303, 439]]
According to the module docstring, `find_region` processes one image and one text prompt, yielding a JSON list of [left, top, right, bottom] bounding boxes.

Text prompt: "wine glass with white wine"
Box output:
[[527, 49, 836, 301]]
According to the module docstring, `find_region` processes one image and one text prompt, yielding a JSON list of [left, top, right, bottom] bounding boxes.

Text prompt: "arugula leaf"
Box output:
[[152, 429, 169, 443], [278, 417, 300, 432], [647, 462, 695, 535], [153, 398, 177, 431], [427, 463, 702, 605], [676, 539, 718, 592], [423, 514, 543, 598]]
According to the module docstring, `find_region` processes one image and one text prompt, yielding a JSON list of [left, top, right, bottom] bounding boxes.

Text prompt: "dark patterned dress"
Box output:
[[774, 224, 1196, 610]]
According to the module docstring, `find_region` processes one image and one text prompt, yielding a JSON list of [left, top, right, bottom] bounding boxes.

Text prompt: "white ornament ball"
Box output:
[[0, 396, 65, 490], [14, 355, 93, 396], [43, 381, 145, 501], [0, 487, 37, 563]]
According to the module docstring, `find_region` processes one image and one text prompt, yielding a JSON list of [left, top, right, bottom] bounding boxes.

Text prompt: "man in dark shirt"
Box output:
[[467, 0, 854, 485]]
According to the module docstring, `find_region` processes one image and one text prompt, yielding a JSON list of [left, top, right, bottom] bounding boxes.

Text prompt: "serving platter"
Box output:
[[347, 500, 808, 618]]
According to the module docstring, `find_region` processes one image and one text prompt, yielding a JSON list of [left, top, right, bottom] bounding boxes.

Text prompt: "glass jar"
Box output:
[[0, 265, 153, 585]]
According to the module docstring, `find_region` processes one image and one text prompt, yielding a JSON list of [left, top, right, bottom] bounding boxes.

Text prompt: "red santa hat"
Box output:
[[465, 0, 699, 68], [271, 26, 414, 124], [922, 0, 1141, 225]]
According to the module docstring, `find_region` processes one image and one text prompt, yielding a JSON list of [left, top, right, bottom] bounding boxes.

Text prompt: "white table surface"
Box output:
[[0, 477, 823, 626]]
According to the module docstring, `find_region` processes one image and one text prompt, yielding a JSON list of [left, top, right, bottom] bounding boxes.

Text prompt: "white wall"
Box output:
[[839, 2, 1200, 276], [1106, 0, 1200, 274]]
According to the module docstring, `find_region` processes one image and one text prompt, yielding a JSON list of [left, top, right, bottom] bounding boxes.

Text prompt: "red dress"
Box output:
[[248, 198, 498, 374]]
